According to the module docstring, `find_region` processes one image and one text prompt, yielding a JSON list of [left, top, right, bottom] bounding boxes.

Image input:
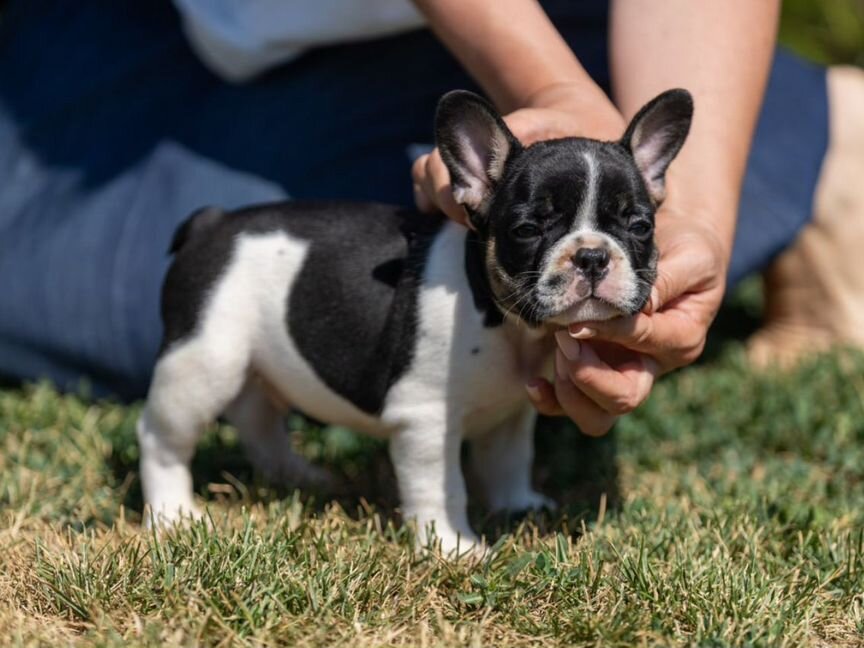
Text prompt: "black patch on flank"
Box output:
[[281, 202, 443, 415], [160, 202, 444, 414]]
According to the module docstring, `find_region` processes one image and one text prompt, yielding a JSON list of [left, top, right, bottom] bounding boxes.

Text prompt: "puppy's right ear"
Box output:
[[435, 90, 522, 226]]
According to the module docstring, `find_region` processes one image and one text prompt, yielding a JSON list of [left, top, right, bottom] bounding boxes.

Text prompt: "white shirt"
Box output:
[[173, 0, 427, 82]]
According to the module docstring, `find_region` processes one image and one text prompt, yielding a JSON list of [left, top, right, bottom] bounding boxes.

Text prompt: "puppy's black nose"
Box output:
[[572, 247, 610, 280]]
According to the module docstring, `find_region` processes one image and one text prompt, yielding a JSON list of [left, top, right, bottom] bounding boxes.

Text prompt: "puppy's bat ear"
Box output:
[[435, 90, 522, 227], [621, 89, 693, 204]]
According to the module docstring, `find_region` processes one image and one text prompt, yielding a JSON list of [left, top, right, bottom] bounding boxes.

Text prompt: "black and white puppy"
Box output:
[[138, 89, 692, 553]]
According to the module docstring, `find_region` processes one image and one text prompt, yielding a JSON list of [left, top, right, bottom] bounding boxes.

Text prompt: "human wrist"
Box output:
[[662, 170, 738, 261], [656, 193, 734, 274], [520, 81, 625, 141]]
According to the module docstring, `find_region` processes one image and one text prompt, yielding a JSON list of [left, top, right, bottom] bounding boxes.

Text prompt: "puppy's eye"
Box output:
[[512, 223, 541, 239], [628, 220, 653, 237]]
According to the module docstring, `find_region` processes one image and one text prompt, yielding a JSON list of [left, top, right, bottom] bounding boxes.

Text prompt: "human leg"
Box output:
[[748, 65, 864, 366]]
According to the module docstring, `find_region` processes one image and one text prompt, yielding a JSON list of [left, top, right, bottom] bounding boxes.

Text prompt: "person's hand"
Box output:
[[525, 204, 730, 436], [412, 85, 624, 224]]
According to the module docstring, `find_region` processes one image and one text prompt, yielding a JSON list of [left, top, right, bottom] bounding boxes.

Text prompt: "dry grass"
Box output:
[[2, 340, 863, 646]]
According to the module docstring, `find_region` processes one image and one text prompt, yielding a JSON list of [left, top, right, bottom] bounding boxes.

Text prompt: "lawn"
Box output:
[[3, 3, 864, 647], [2, 313, 863, 646]]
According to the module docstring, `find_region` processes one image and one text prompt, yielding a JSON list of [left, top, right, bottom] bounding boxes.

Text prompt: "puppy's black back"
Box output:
[[161, 202, 443, 414]]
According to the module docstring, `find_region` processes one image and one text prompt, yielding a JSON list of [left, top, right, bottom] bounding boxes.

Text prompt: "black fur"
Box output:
[[490, 138, 659, 321], [160, 202, 446, 414], [434, 89, 692, 322], [168, 205, 224, 254], [281, 203, 442, 415], [161, 207, 232, 351], [464, 230, 504, 327]]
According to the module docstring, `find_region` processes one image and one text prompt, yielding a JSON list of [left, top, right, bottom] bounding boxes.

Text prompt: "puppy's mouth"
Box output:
[[525, 231, 651, 325], [544, 277, 630, 324]]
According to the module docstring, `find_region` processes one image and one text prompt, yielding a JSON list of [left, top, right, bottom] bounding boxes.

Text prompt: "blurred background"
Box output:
[[780, 0, 864, 66]]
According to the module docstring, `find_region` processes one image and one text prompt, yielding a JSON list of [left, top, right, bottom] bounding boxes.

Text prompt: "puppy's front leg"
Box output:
[[389, 413, 479, 554], [471, 407, 556, 514]]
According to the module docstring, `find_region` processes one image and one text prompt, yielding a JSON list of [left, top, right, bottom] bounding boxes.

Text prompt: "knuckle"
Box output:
[[613, 396, 637, 415], [614, 383, 647, 415], [635, 320, 653, 346], [679, 336, 706, 366]]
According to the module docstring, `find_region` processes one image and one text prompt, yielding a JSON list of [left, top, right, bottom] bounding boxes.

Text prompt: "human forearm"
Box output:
[[610, 0, 780, 257], [413, 0, 623, 138]]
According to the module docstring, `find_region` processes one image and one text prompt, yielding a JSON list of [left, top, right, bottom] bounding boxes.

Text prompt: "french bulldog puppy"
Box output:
[[137, 88, 692, 553]]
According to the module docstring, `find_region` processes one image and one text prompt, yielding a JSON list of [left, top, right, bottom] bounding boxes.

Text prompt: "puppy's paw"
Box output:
[[413, 521, 486, 559], [142, 501, 204, 531], [429, 529, 487, 560]]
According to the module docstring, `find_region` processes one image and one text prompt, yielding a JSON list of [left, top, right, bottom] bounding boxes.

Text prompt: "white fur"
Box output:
[[138, 222, 553, 554], [575, 151, 599, 230]]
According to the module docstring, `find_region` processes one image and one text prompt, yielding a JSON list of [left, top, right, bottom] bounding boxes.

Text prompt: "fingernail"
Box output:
[[554, 330, 580, 361], [525, 382, 541, 400], [569, 326, 596, 340]]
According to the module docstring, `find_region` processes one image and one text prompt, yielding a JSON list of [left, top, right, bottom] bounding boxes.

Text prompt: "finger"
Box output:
[[552, 364, 618, 437], [525, 378, 564, 416], [555, 342, 655, 416], [411, 155, 435, 213], [568, 310, 704, 369], [413, 181, 434, 213]]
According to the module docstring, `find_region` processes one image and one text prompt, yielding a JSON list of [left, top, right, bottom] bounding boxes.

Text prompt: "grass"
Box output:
[[2, 293, 864, 646], [3, 2, 864, 646], [779, 0, 864, 67]]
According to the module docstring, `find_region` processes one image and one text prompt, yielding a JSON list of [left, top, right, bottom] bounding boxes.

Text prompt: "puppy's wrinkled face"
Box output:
[[436, 89, 693, 326], [486, 141, 658, 324]]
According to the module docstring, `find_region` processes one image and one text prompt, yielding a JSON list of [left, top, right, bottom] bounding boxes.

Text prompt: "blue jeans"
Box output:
[[0, 1, 829, 399]]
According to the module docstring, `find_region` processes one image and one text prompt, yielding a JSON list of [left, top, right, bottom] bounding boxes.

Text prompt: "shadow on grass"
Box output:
[[105, 411, 622, 543], [100, 279, 767, 539]]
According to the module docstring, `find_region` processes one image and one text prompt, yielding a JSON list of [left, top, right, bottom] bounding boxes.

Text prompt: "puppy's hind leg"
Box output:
[[471, 407, 556, 514], [224, 378, 334, 490], [137, 338, 249, 528]]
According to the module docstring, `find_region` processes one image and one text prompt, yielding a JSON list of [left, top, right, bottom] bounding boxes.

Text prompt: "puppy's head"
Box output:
[[436, 89, 692, 325]]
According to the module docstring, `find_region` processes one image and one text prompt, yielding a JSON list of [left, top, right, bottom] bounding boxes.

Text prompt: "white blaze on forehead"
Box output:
[[532, 150, 642, 319], [574, 150, 600, 231]]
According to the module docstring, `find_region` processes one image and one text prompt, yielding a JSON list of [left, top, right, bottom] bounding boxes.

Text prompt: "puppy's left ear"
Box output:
[[621, 89, 693, 203], [435, 90, 522, 226]]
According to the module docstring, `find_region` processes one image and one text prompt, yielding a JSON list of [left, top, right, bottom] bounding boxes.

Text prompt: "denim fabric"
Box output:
[[0, 1, 828, 398]]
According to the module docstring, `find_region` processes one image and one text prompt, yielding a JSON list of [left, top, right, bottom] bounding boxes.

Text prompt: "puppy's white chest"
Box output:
[[456, 324, 553, 437]]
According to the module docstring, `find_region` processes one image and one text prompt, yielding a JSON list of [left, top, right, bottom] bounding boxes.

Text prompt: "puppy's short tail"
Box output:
[[168, 206, 224, 254]]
